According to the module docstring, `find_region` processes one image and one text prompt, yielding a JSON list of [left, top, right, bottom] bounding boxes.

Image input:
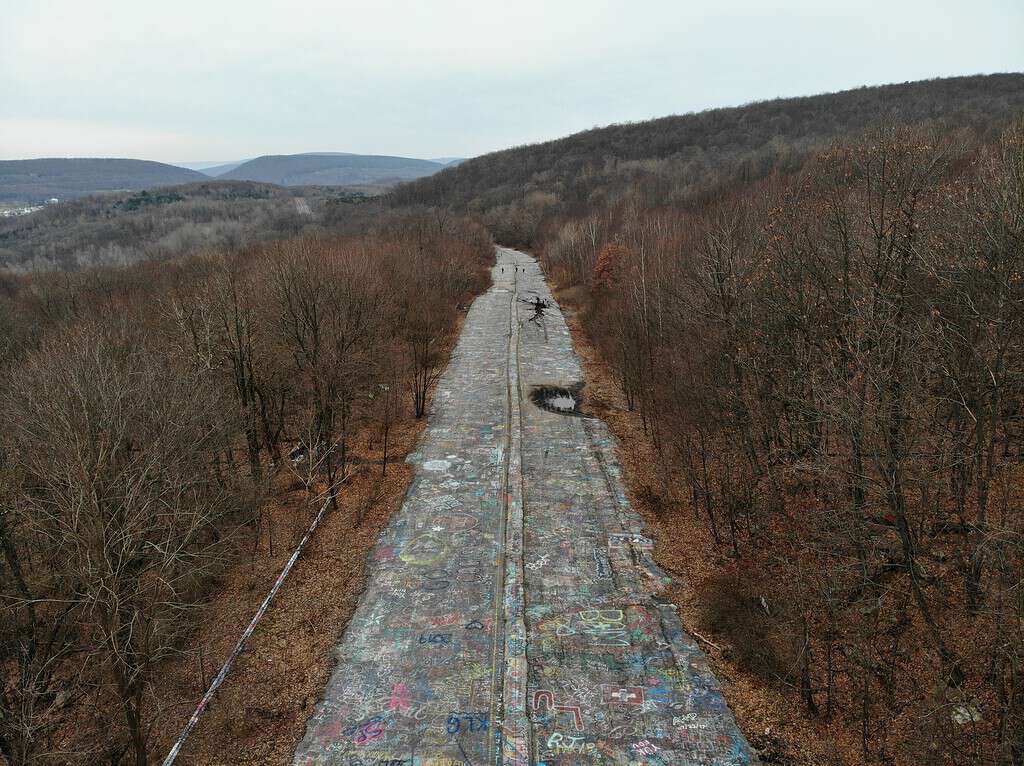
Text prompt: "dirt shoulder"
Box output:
[[149, 419, 422, 765]]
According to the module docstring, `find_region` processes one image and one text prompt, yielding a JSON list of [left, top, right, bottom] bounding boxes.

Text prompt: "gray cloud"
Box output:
[[2, 0, 1022, 161]]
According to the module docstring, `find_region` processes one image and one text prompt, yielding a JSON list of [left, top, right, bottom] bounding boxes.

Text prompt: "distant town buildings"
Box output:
[[0, 198, 56, 217], [1, 204, 45, 217]]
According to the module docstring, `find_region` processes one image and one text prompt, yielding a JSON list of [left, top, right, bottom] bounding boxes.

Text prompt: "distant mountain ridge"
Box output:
[[0, 158, 207, 202], [173, 160, 239, 171], [0, 153, 459, 202], [175, 154, 467, 178], [196, 160, 245, 177], [218, 152, 447, 186]]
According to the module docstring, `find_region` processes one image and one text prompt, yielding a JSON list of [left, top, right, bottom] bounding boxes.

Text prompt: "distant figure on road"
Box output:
[[522, 296, 548, 325]]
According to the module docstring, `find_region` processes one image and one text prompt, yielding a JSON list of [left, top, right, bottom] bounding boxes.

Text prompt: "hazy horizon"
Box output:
[[2, 0, 1023, 163]]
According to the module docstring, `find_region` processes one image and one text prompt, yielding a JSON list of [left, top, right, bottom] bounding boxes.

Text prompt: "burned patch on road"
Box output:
[[530, 384, 584, 415]]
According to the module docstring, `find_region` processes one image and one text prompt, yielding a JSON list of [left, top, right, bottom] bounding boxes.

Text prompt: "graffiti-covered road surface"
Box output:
[[293, 248, 756, 766]]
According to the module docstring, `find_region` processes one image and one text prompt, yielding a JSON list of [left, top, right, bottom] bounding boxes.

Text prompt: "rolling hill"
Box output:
[[391, 73, 1024, 218], [0, 158, 208, 202], [220, 152, 446, 186], [0, 180, 310, 271]]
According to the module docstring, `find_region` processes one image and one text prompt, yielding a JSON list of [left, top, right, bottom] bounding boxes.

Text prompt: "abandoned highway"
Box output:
[[293, 247, 755, 766]]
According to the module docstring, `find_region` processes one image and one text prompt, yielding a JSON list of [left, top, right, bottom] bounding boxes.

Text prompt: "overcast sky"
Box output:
[[2, 0, 1022, 164]]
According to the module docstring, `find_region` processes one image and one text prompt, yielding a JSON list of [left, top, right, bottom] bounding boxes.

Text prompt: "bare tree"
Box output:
[[4, 322, 241, 766], [267, 239, 381, 505]]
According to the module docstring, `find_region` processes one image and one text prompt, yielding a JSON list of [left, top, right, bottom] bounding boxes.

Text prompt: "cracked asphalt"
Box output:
[[293, 247, 756, 766]]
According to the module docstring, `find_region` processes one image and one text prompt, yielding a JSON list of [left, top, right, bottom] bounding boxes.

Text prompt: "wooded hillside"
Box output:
[[393, 73, 1024, 244], [221, 153, 446, 186], [0, 158, 208, 202], [0, 181, 373, 272]]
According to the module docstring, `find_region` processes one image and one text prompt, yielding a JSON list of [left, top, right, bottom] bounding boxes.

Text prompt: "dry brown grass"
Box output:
[[139, 410, 423, 765]]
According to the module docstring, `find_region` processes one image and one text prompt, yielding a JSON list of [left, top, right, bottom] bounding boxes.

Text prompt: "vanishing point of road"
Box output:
[[293, 248, 756, 766]]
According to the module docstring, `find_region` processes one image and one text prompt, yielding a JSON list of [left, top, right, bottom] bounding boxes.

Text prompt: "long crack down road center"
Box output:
[[294, 248, 755, 766]]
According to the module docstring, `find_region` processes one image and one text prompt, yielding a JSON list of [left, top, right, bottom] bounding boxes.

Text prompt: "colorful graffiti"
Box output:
[[292, 249, 757, 766]]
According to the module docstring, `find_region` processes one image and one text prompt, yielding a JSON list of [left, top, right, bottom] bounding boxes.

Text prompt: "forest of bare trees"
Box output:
[[394, 74, 1024, 243], [543, 122, 1024, 764], [3, 70, 1023, 766], [0, 211, 491, 765], [0, 181, 375, 273]]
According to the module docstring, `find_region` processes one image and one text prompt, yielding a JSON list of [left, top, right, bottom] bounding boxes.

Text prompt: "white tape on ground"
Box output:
[[161, 491, 335, 766]]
